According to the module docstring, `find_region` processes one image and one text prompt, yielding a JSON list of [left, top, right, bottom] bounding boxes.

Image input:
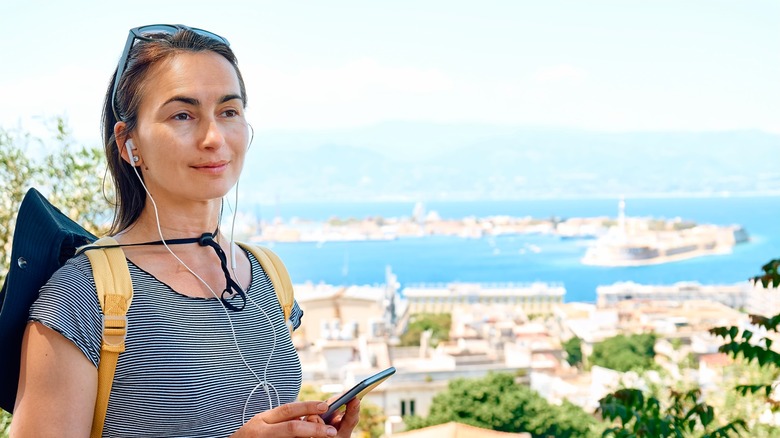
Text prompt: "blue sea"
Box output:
[[251, 196, 780, 303]]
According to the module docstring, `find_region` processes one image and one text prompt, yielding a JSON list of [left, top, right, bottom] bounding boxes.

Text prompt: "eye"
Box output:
[[223, 109, 239, 118], [172, 112, 192, 121]]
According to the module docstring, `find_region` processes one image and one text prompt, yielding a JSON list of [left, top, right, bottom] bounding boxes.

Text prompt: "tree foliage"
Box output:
[[752, 259, 780, 289], [563, 336, 583, 367], [708, 262, 780, 411], [599, 261, 780, 437], [0, 127, 37, 276], [40, 118, 112, 235], [0, 410, 8, 438], [404, 372, 600, 437], [0, 120, 110, 283], [399, 313, 451, 347], [598, 388, 746, 438], [590, 333, 657, 372]]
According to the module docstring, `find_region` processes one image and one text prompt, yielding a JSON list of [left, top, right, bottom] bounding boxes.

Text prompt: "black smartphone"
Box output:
[[320, 366, 396, 423]]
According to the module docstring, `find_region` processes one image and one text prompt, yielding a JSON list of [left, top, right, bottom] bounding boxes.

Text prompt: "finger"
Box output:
[[342, 397, 361, 426], [333, 398, 361, 434], [262, 401, 329, 423], [265, 419, 337, 438], [305, 414, 326, 424], [334, 399, 361, 437]]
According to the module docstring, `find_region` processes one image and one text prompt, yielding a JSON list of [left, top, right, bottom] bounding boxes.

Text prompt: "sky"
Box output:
[[1, 0, 778, 146]]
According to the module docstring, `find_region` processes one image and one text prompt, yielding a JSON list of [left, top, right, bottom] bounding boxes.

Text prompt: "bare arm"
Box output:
[[11, 323, 360, 438], [11, 321, 97, 438]]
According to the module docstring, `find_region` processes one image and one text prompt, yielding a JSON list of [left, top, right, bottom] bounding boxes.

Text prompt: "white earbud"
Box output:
[[125, 139, 139, 166]]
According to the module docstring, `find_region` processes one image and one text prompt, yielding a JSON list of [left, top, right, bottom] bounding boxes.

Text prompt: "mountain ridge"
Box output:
[[243, 122, 780, 203]]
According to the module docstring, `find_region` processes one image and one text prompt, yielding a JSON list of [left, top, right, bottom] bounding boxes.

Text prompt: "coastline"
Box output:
[[581, 246, 734, 267]]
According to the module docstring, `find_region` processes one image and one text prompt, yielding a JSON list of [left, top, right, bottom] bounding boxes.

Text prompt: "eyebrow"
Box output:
[[161, 94, 244, 108]]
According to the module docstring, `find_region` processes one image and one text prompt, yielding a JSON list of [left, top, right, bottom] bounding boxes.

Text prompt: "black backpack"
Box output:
[[0, 188, 95, 412]]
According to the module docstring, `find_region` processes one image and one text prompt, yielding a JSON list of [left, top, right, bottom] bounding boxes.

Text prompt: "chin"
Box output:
[[192, 182, 236, 202]]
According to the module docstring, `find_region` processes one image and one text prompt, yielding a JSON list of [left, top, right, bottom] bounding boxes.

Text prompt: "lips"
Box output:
[[191, 160, 229, 173]]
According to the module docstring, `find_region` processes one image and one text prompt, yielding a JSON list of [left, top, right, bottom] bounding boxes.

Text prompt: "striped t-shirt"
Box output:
[[29, 249, 303, 438]]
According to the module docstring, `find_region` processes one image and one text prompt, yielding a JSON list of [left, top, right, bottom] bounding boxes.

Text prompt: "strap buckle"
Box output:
[[101, 314, 128, 348]]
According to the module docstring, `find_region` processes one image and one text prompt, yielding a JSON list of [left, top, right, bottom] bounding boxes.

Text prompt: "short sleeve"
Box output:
[[28, 256, 103, 367], [290, 299, 304, 330]]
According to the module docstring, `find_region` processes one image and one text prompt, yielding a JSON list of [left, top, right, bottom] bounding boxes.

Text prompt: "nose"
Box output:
[[200, 117, 226, 149]]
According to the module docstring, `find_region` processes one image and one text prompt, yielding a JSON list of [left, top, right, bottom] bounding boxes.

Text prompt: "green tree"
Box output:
[[590, 333, 657, 372], [399, 313, 451, 347], [716, 360, 780, 437], [563, 336, 583, 367], [0, 120, 110, 436], [0, 127, 37, 272], [708, 260, 780, 413], [0, 119, 109, 260], [404, 372, 601, 437], [40, 118, 112, 234], [598, 388, 746, 437], [597, 261, 780, 437], [0, 411, 8, 438]]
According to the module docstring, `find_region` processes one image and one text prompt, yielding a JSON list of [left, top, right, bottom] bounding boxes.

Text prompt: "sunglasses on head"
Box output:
[[111, 24, 230, 121]]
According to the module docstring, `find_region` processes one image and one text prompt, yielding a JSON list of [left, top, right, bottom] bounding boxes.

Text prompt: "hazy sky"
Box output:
[[1, 0, 778, 144]]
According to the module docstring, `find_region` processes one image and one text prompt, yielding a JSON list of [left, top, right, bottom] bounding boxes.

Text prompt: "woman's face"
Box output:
[[128, 51, 249, 205]]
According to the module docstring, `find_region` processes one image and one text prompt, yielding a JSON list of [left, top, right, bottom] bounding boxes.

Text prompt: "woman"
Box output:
[[11, 24, 359, 437]]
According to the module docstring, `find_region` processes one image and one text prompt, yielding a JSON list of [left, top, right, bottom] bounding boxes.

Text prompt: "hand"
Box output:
[[231, 401, 338, 437], [323, 397, 361, 438]]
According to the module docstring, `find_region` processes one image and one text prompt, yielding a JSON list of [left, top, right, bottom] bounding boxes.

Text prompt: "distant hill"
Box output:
[[242, 122, 780, 203]]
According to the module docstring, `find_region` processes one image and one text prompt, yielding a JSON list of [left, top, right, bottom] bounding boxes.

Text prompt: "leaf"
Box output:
[[770, 314, 780, 331], [699, 404, 714, 427], [749, 315, 770, 328], [709, 327, 728, 339], [708, 419, 747, 438], [761, 259, 778, 272]]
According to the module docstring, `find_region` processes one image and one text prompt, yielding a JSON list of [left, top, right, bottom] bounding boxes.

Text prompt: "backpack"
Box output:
[[0, 188, 295, 437]]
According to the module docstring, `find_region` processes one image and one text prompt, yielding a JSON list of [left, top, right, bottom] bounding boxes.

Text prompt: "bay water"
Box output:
[[252, 196, 779, 303]]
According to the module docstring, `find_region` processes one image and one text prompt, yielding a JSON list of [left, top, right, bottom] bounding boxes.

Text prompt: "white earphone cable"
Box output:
[[128, 156, 279, 420]]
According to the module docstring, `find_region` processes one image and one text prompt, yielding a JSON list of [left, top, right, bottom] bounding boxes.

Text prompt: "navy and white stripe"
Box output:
[[29, 249, 303, 438]]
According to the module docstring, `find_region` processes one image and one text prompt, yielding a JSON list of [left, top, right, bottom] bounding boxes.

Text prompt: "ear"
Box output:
[[114, 122, 138, 167]]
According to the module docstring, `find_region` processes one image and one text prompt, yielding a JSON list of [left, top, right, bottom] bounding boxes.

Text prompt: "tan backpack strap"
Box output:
[[81, 237, 133, 438], [237, 242, 295, 332]]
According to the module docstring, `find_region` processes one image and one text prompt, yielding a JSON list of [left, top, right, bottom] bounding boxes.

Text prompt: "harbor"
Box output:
[[249, 199, 750, 268]]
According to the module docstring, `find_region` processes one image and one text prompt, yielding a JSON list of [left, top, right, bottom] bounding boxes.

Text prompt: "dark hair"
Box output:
[[101, 29, 247, 234]]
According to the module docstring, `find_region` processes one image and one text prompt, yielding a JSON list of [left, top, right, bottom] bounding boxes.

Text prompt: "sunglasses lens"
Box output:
[[191, 28, 230, 46], [133, 25, 229, 46], [134, 24, 179, 39]]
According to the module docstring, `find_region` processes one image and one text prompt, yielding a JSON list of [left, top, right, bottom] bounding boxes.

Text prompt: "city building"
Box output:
[[403, 282, 565, 316], [596, 281, 751, 309], [391, 421, 531, 437]]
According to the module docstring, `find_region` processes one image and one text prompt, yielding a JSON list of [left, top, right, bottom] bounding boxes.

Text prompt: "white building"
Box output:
[[296, 277, 569, 432], [596, 281, 750, 309], [403, 282, 565, 316]]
